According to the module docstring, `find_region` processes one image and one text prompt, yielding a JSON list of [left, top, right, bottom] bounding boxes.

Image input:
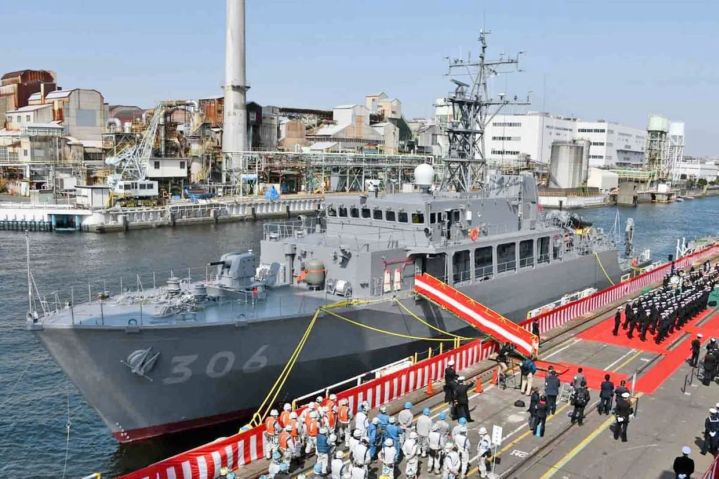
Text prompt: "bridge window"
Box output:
[[327, 206, 337, 217], [338, 207, 347, 217], [386, 210, 396, 222], [412, 212, 425, 224], [519, 239, 534, 268], [373, 209, 382, 220], [453, 250, 471, 283], [430, 213, 437, 224], [497, 242, 516, 273], [350, 207, 360, 218], [398, 211, 408, 223], [361, 208, 371, 218], [474, 246, 493, 280], [538, 236, 550, 263]]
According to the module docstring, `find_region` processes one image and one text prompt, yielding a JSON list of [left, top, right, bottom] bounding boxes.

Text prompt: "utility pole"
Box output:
[[440, 31, 530, 192]]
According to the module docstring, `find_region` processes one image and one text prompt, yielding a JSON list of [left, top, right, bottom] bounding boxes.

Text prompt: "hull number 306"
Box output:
[[162, 346, 269, 385]]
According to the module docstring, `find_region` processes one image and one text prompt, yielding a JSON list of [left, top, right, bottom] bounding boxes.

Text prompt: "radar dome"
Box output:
[[414, 164, 435, 187]]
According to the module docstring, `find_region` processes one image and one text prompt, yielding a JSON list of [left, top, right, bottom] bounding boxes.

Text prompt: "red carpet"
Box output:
[[577, 308, 715, 354], [534, 360, 628, 390], [634, 311, 719, 393]]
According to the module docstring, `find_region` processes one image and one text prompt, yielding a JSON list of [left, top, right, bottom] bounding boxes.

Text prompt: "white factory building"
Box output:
[[672, 157, 719, 182], [450, 111, 647, 168]]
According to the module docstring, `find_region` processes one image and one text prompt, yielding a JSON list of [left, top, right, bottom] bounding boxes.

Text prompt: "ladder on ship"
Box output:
[[414, 273, 539, 358]]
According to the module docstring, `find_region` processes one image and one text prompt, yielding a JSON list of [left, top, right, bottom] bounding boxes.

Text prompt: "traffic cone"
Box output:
[[426, 380, 434, 395], [475, 378, 484, 394], [492, 369, 498, 385]]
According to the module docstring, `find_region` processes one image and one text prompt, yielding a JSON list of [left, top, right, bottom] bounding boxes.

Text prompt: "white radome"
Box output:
[[414, 163, 435, 187]]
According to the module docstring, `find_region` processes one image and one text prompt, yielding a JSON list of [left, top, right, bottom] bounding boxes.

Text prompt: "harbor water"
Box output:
[[1, 198, 718, 477]]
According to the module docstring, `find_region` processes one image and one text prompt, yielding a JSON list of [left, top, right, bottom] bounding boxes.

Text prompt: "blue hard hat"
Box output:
[[405, 401, 413, 409], [279, 463, 289, 472], [423, 407, 431, 416], [272, 451, 281, 460], [439, 411, 447, 420], [459, 417, 467, 425], [314, 463, 323, 473]]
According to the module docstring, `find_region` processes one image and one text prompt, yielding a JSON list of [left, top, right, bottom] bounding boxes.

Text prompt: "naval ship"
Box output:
[[27, 37, 627, 443]]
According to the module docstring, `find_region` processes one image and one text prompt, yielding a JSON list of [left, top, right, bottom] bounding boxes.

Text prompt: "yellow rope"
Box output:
[[323, 309, 461, 342], [250, 308, 321, 427], [393, 298, 475, 340], [593, 251, 615, 285]]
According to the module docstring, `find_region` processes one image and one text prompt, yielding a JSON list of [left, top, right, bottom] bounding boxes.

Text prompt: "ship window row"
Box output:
[[447, 236, 551, 284], [327, 205, 425, 224]]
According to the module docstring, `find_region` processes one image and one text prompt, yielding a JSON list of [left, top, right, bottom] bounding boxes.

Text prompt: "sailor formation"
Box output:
[[252, 393, 492, 479], [614, 262, 718, 343]]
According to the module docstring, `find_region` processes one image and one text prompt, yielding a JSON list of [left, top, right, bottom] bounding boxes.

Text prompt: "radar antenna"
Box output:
[[440, 31, 530, 192]]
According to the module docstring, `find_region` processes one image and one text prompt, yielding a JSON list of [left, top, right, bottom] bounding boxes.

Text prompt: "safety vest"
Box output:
[[338, 405, 351, 424], [279, 431, 291, 450], [279, 410, 291, 428], [326, 410, 336, 429], [307, 420, 319, 437], [325, 399, 335, 411], [264, 417, 278, 435], [288, 419, 299, 438]]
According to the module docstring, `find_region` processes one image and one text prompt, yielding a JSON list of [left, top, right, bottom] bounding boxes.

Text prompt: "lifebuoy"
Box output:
[[469, 228, 479, 241]]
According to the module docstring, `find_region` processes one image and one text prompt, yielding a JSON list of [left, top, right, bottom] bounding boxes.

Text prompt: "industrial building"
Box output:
[[672, 156, 719, 182], [476, 111, 647, 168]]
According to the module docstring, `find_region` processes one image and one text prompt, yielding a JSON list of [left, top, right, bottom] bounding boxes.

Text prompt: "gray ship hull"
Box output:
[[34, 249, 620, 442]]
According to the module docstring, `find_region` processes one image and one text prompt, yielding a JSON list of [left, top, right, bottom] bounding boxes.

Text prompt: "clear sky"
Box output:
[[2, 0, 717, 154]]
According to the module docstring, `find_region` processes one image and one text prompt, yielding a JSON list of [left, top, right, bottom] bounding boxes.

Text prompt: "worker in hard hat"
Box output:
[[453, 425, 470, 477], [398, 402, 414, 438], [330, 450, 347, 479], [379, 438, 397, 479], [442, 441, 461, 479], [337, 398, 353, 447], [354, 402, 369, 438], [264, 409, 281, 460], [278, 425, 296, 464], [304, 410, 320, 455], [385, 416, 402, 461], [427, 423, 445, 475], [415, 408, 433, 457], [315, 427, 331, 474], [267, 450, 283, 478], [402, 431, 420, 479], [476, 426, 493, 478], [279, 403, 292, 428]]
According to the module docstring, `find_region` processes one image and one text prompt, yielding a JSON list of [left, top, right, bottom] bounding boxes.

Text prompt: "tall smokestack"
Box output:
[[222, 0, 248, 182]]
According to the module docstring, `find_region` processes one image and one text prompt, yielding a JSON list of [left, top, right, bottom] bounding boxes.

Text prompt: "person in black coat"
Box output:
[[614, 392, 633, 442], [453, 376, 473, 422], [444, 359, 458, 403], [598, 374, 614, 415], [690, 334, 702, 367], [612, 307, 622, 336], [531, 318, 540, 344], [533, 395, 548, 437], [543, 368, 560, 415], [527, 387, 540, 430], [672, 446, 695, 479], [570, 380, 590, 426]]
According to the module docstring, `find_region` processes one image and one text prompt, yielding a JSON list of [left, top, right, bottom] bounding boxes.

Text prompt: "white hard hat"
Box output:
[[458, 375, 465, 381], [409, 431, 418, 440], [458, 425, 467, 434], [379, 405, 387, 413], [448, 359, 455, 366], [389, 416, 396, 424], [444, 441, 455, 451], [328, 433, 337, 443], [372, 417, 380, 425], [478, 426, 487, 435], [711, 408, 718, 415], [310, 411, 318, 419], [290, 412, 297, 419], [319, 427, 328, 434], [270, 409, 279, 417], [353, 429, 361, 438], [622, 392, 630, 398], [699, 333, 704, 338], [309, 402, 317, 409], [283, 403, 291, 411], [330, 394, 337, 400], [682, 446, 691, 455], [316, 396, 324, 402], [284, 425, 292, 432], [384, 438, 394, 447], [335, 450, 344, 459], [339, 398, 348, 405]]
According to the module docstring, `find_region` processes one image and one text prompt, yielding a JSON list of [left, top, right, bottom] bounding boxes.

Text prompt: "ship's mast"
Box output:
[[441, 31, 530, 192]]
